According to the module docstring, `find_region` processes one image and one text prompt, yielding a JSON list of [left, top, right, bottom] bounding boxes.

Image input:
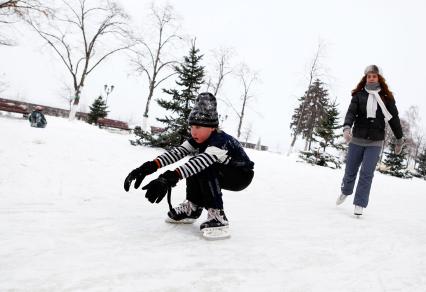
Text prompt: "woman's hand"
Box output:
[[343, 128, 352, 144], [394, 138, 404, 155]]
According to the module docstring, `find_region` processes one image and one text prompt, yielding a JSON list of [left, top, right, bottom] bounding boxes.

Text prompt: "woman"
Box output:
[[336, 65, 403, 216]]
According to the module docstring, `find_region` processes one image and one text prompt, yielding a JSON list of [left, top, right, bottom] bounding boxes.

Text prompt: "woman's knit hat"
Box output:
[[188, 92, 219, 127], [364, 64, 383, 76]]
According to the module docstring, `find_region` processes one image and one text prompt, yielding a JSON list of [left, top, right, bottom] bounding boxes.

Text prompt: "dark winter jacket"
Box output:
[[28, 111, 47, 128], [343, 89, 403, 141], [155, 130, 254, 179]]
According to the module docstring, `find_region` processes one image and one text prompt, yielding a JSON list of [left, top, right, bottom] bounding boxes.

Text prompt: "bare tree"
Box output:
[[205, 47, 234, 96], [241, 123, 253, 143], [404, 105, 424, 168], [56, 81, 74, 110], [129, 3, 181, 129], [255, 137, 262, 150], [414, 134, 424, 169], [27, 0, 131, 120], [0, 0, 46, 13], [288, 41, 326, 155], [233, 64, 258, 139], [0, 0, 49, 45]]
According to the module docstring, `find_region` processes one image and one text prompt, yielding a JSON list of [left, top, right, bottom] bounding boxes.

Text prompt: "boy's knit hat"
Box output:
[[364, 64, 383, 76], [188, 92, 219, 127]]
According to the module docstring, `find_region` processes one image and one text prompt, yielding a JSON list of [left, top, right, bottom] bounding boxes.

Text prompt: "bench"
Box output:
[[150, 126, 166, 134], [0, 102, 30, 117], [97, 118, 130, 131]]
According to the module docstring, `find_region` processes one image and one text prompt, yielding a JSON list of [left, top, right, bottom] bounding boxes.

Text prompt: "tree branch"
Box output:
[[87, 45, 130, 75], [153, 71, 178, 89]]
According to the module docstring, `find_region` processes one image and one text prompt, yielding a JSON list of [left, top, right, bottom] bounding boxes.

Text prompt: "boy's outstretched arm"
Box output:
[[140, 146, 227, 204], [123, 140, 196, 192], [176, 146, 228, 179], [155, 140, 195, 167]]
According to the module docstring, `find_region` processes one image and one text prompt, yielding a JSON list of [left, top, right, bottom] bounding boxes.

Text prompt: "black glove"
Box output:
[[123, 161, 158, 192], [142, 170, 180, 203]]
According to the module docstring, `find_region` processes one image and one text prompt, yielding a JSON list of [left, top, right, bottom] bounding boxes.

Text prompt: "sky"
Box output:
[[1, 0, 426, 152]]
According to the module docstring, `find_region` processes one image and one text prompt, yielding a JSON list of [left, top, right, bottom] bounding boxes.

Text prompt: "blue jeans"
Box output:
[[341, 143, 382, 208]]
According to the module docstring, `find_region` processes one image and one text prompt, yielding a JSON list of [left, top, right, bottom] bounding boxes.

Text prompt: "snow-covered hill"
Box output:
[[1, 115, 425, 292]]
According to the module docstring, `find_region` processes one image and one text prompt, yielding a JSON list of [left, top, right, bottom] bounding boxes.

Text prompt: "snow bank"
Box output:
[[1, 115, 425, 291]]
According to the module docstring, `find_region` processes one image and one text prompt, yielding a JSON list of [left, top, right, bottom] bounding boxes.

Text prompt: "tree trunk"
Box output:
[[237, 114, 243, 138], [289, 135, 297, 151], [237, 98, 246, 139], [68, 88, 81, 120], [304, 109, 317, 151], [413, 138, 422, 170], [289, 101, 306, 151], [69, 103, 78, 120], [304, 139, 309, 151], [141, 116, 149, 132], [142, 85, 155, 131]]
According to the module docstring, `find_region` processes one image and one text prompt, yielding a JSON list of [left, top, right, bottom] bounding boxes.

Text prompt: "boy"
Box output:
[[124, 92, 254, 237]]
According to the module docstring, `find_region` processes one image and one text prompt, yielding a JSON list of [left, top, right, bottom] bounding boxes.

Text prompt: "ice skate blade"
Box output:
[[165, 217, 196, 224], [201, 226, 230, 240]]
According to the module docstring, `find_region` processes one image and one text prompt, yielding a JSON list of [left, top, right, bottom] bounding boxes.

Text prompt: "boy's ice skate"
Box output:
[[165, 200, 203, 224], [200, 208, 230, 240], [336, 193, 348, 205], [354, 205, 363, 217]]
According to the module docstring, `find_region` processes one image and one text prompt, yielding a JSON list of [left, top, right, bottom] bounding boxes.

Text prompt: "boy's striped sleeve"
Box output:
[[155, 141, 195, 167], [177, 146, 228, 179]]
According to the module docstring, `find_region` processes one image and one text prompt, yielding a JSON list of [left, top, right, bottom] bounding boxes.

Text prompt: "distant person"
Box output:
[[336, 65, 404, 216], [29, 106, 47, 128], [123, 92, 254, 239]]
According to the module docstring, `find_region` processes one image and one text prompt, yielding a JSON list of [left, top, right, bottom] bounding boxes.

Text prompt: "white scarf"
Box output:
[[364, 88, 393, 122]]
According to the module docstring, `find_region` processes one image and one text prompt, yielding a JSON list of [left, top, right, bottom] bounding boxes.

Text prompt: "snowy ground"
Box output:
[[1, 114, 426, 292]]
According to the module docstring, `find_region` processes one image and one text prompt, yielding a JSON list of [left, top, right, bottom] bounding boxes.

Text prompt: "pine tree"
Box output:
[[290, 79, 329, 151], [88, 96, 108, 124], [417, 147, 426, 177], [135, 40, 205, 148], [299, 98, 345, 169], [312, 100, 343, 152], [381, 138, 411, 178]]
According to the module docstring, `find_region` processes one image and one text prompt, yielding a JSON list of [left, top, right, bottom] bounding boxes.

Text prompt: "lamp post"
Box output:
[[104, 84, 115, 104]]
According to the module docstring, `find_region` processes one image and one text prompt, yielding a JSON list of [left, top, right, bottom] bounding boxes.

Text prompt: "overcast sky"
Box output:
[[1, 0, 425, 152]]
